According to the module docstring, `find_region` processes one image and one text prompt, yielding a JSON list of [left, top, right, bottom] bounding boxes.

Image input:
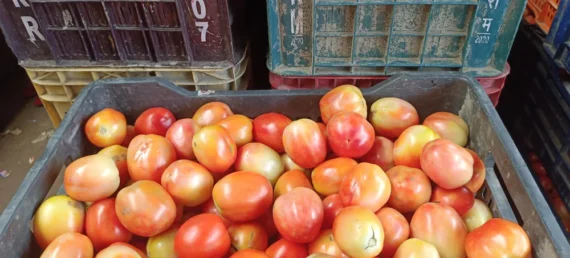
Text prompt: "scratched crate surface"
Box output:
[[267, 0, 526, 76], [0, 0, 246, 67]]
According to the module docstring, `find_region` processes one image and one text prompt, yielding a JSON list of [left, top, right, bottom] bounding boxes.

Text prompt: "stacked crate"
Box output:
[[0, 0, 249, 126]]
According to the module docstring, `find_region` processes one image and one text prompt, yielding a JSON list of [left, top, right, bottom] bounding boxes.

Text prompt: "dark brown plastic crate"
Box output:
[[0, 0, 246, 67]]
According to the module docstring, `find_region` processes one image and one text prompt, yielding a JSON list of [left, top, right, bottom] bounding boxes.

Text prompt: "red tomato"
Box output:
[[217, 114, 253, 147], [192, 125, 237, 173], [231, 249, 270, 258], [201, 198, 232, 228], [393, 238, 439, 258], [338, 162, 391, 212], [192, 102, 234, 127], [127, 134, 177, 183], [423, 112, 469, 147], [386, 166, 432, 213], [122, 125, 137, 147], [274, 170, 313, 199], [311, 157, 357, 196], [376, 207, 410, 258], [85, 108, 127, 148], [85, 198, 132, 250], [420, 139, 474, 189], [319, 85, 367, 124], [333, 206, 384, 257], [326, 112, 375, 158], [98, 145, 129, 187], [322, 194, 343, 229], [273, 188, 323, 243], [431, 186, 475, 216], [410, 202, 468, 258], [134, 107, 175, 136], [252, 112, 292, 153], [228, 222, 268, 252], [234, 142, 285, 185], [369, 97, 419, 139], [161, 160, 214, 207], [165, 118, 201, 160], [462, 199, 493, 232], [539, 175, 554, 192], [40, 233, 93, 258], [283, 119, 327, 169], [552, 197, 570, 219], [213, 171, 273, 222], [464, 149, 486, 192], [528, 152, 540, 162], [95, 242, 146, 258], [257, 210, 278, 237], [64, 155, 120, 202], [265, 238, 308, 258], [175, 213, 231, 258], [33, 195, 85, 249], [465, 218, 531, 258], [531, 161, 548, 177], [393, 125, 440, 168], [308, 229, 349, 257], [360, 136, 395, 171], [115, 180, 176, 237]]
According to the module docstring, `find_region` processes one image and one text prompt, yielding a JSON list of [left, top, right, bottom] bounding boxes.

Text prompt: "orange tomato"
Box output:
[[393, 238, 439, 258], [360, 136, 395, 172], [431, 186, 475, 216], [161, 160, 213, 207], [85, 108, 127, 148], [175, 213, 231, 258], [376, 207, 410, 257], [369, 97, 419, 139], [274, 170, 313, 199], [98, 145, 129, 187], [265, 238, 308, 258], [465, 218, 531, 258], [165, 118, 201, 160], [228, 222, 269, 252], [115, 180, 176, 237], [326, 111, 375, 158], [127, 134, 177, 183], [192, 102, 234, 127], [307, 230, 349, 257], [332, 206, 384, 257], [311, 157, 357, 196], [217, 114, 253, 147], [386, 166, 432, 213], [283, 119, 327, 169], [420, 139, 474, 189], [319, 85, 367, 124], [322, 194, 343, 229], [85, 198, 132, 251], [234, 142, 285, 185], [95, 242, 146, 258], [192, 124, 237, 173], [33, 195, 85, 249], [273, 188, 324, 244], [64, 155, 120, 202], [464, 149, 486, 192], [252, 112, 292, 153], [231, 249, 270, 258], [423, 112, 469, 147], [40, 232, 93, 258], [393, 125, 440, 168], [338, 162, 391, 212]]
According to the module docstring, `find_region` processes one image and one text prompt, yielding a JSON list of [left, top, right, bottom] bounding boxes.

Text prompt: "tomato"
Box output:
[[231, 249, 270, 258], [165, 118, 201, 160], [234, 142, 285, 185], [539, 175, 554, 192], [393, 125, 440, 168], [85, 108, 127, 148], [257, 210, 278, 237], [96, 242, 146, 258], [274, 169, 313, 199], [462, 199, 493, 232], [423, 112, 469, 147], [147, 226, 177, 258], [420, 139, 474, 189], [308, 229, 349, 257], [175, 213, 231, 258], [213, 171, 273, 222], [431, 186, 475, 216], [115, 180, 176, 237], [192, 124, 237, 173], [217, 114, 253, 147], [464, 149, 486, 192], [322, 194, 343, 229], [98, 145, 129, 187], [317, 122, 327, 136], [40, 232, 93, 258], [552, 197, 570, 219], [376, 207, 409, 257], [122, 125, 137, 147], [161, 160, 213, 207], [319, 85, 367, 124], [33, 195, 85, 249], [410, 202, 467, 258], [393, 238, 439, 258], [465, 218, 531, 258], [252, 112, 292, 153], [85, 198, 132, 250], [528, 152, 540, 162], [192, 102, 234, 127], [338, 162, 391, 212], [306, 253, 336, 258], [283, 119, 327, 169], [360, 136, 394, 171], [281, 153, 309, 176], [64, 155, 120, 202], [326, 112, 375, 158], [369, 97, 419, 139], [134, 107, 176, 136], [228, 222, 268, 252], [265, 238, 308, 258], [127, 134, 177, 183], [273, 188, 323, 243], [332, 206, 384, 258], [531, 161, 548, 177], [201, 198, 232, 228], [386, 166, 432, 213], [311, 157, 357, 196]]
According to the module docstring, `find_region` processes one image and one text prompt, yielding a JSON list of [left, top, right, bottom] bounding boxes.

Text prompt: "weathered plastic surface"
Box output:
[[0, 0, 246, 67], [0, 74, 568, 256], [543, 0, 570, 73], [266, 0, 526, 77]]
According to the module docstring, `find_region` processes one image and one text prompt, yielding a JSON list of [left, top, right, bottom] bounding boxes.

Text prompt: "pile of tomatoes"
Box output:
[[33, 85, 532, 258]]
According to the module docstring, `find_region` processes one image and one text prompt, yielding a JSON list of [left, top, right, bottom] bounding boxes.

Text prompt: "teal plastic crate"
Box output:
[[266, 0, 526, 76]]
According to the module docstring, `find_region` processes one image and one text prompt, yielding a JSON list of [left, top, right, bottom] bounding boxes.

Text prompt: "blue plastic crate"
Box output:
[[266, 0, 526, 76], [543, 0, 570, 73]]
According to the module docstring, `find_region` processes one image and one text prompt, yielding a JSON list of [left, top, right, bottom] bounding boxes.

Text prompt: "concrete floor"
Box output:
[[0, 100, 52, 212]]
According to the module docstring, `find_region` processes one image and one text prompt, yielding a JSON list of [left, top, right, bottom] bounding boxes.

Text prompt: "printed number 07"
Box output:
[[192, 0, 208, 42]]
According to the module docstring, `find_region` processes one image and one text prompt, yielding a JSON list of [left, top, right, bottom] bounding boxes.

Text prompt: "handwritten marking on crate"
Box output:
[[192, 0, 209, 42], [13, 0, 45, 43], [475, 0, 500, 44]]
